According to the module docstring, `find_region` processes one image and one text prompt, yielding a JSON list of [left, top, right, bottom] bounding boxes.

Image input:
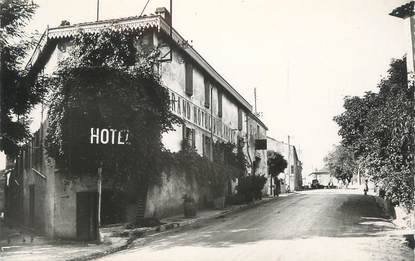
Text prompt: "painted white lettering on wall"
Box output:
[[90, 128, 130, 145]]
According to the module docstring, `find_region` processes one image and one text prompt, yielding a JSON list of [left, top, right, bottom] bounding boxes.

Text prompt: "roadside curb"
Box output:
[[67, 195, 282, 261]]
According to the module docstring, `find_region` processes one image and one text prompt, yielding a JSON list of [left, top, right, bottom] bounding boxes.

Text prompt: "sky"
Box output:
[[0, 0, 409, 176]]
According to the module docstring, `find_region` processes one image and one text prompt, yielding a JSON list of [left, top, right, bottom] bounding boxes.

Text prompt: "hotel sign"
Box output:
[[90, 128, 130, 145]]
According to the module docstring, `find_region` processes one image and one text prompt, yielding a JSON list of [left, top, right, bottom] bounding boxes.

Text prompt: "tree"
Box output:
[[0, 0, 42, 158], [267, 151, 287, 177], [324, 145, 356, 185], [334, 58, 414, 209]]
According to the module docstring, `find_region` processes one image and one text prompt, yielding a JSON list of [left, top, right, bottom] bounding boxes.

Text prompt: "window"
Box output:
[[201, 111, 205, 128], [183, 125, 195, 149], [203, 134, 211, 159], [185, 62, 193, 96], [204, 79, 210, 108], [171, 93, 176, 112], [238, 108, 243, 131], [177, 96, 181, 114], [186, 102, 191, 120], [197, 108, 201, 126], [32, 130, 42, 167], [193, 105, 197, 123], [218, 90, 223, 118], [291, 165, 294, 174]]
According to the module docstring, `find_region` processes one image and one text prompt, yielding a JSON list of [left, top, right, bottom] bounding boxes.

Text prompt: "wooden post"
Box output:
[[0, 10, 3, 142], [97, 160, 103, 242]]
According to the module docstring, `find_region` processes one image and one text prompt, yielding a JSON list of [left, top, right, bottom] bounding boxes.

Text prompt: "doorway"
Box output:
[[76, 191, 98, 241], [29, 185, 35, 227]]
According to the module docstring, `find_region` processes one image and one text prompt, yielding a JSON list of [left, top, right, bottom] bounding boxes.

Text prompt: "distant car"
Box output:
[[311, 179, 321, 189]]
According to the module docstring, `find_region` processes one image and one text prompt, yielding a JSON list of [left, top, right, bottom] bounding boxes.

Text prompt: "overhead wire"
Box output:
[[139, 0, 151, 17]]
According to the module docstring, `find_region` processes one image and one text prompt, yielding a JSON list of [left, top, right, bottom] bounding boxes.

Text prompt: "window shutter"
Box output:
[[218, 90, 223, 118], [204, 79, 210, 108], [238, 108, 243, 130], [182, 124, 186, 141], [202, 134, 205, 156], [191, 129, 196, 149], [185, 62, 193, 96]]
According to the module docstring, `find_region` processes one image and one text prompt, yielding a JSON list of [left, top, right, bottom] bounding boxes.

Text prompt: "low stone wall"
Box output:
[[145, 169, 211, 219]]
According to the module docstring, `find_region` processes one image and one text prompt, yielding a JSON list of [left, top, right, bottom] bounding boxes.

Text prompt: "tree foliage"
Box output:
[[334, 58, 414, 209], [167, 140, 247, 196], [324, 144, 356, 184], [267, 150, 287, 177], [0, 0, 43, 157], [43, 28, 180, 187]]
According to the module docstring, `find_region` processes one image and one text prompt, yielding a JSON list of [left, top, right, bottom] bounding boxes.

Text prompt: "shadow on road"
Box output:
[[135, 193, 408, 252]]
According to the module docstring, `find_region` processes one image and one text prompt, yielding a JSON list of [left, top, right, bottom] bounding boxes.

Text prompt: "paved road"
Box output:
[[97, 190, 413, 261]]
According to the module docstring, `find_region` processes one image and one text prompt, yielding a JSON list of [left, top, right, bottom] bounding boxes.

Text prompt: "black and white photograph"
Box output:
[[0, 0, 414, 260]]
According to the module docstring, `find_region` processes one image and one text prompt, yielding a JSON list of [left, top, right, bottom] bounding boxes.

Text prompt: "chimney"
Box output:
[[155, 7, 171, 25], [60, 20, 70, 26]]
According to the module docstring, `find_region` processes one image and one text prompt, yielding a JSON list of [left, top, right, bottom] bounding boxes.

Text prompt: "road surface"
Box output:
[[97, 190, 413, 261]]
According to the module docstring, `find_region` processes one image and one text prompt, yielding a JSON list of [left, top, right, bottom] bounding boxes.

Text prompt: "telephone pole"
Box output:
[[0, 6, 4, 145], [96, 0, 100, 21], [287, 135, 291, 192]]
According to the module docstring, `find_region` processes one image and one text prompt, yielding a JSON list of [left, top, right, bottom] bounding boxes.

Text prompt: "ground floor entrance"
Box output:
[[76, 191, 98, 241]]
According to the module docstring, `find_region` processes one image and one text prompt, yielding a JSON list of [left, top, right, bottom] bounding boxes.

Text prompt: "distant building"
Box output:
[[5, 8, 268, 240], [308, 169, 340, 188], [266, 137, 302, 193]]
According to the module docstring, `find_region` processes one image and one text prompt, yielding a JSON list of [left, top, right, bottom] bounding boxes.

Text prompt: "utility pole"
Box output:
[[96, 0, 100, 21], [96, 160, 103, 242], [0, 5, 3, 146], [287, 135, 291, 192]]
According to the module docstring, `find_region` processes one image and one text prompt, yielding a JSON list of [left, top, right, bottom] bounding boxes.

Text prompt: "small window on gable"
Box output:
[[185, 62, 193, 96]]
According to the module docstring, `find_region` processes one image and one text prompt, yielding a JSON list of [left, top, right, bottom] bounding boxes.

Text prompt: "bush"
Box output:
[[236, 175, 267, 202], [225, 193, 246, 205]]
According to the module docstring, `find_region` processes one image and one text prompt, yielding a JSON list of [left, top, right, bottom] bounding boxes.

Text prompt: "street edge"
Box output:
[[66, 195, 286, 261]]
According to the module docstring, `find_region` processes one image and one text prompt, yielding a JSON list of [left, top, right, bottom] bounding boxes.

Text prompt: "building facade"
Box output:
[[5, 8, 268, 240], [266, 137, 302, 193]]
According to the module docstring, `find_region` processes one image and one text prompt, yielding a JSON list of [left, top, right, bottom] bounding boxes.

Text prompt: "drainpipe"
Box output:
[[209, 84, 213, 160], [245, 113, 252, 175]]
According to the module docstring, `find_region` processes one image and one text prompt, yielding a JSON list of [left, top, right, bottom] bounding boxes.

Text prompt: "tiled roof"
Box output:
[[27, 14, 258, 114], [48, 15, 160, 39]]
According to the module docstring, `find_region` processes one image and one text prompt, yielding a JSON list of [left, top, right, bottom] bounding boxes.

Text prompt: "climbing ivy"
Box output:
[[162, 140, 248, 196], [43, 28, 181, 187], [43, 27, 248, 197]]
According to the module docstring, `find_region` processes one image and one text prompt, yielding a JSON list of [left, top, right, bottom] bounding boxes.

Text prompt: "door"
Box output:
[[76, 191, 98, 241], [29, 185, 35, 227]]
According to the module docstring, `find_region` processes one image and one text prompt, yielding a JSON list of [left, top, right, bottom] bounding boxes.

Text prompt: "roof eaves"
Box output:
[[48, 15, 161, 39], [27, 15, 253, 112], [247, 112, 268, 130], [158, 19, 253, 112]]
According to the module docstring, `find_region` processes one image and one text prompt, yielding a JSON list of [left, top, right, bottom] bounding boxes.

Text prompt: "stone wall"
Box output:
[[53, 173, 97, 239], [145, 168, 211, 219]]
